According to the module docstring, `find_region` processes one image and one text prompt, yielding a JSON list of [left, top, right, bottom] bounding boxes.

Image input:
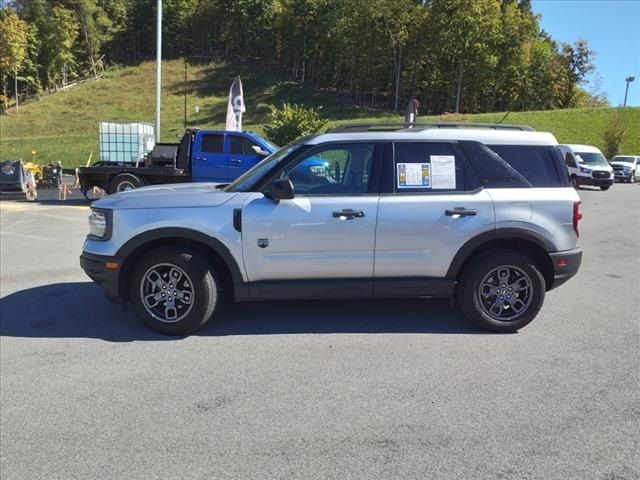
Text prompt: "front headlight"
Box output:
[[88, 209, 111, 240], [579, 166, 591, 174]]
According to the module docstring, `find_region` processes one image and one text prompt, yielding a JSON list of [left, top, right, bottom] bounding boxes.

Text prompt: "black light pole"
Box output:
[[180, 51, 187, 128], [623, 75, 635, 107]]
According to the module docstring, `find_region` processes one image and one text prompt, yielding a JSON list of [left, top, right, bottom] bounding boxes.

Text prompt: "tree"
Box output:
[[602, 114, 625, 159], [43, 6, 79, 89], [557, 40, 594, 108], [0, 9, 29, 111]]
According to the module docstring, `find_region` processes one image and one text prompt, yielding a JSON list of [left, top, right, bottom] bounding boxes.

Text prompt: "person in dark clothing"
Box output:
[[55, 161, 63, 187], [404, 96, 420, 125]]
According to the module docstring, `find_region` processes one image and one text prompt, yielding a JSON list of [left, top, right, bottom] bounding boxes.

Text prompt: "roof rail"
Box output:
[[328, 122, 535, 133]]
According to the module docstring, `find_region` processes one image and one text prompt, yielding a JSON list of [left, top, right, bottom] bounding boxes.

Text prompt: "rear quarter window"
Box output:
[[489, 145, 569, 187]]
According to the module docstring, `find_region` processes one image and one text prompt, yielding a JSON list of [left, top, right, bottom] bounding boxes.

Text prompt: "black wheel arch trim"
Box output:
[[446, 227, 555, 280], [115, 227, 249, 300]]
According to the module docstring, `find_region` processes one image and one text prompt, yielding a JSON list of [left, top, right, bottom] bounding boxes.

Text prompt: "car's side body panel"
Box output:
[[241, 194, 380, 282], [374, 190, 495, 278], [486, 187, 580, 252]]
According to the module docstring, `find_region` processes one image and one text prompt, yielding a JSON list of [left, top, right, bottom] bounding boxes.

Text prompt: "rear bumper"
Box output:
[[80, 252, 123, 303], [549, 248, 582, 290]]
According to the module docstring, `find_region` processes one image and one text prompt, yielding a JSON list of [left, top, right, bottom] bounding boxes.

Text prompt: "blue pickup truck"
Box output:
[[77, 129, 282, 196]]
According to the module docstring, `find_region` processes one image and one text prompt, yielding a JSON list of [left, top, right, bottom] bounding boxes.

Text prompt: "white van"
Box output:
[[557, 144, 614, 190]]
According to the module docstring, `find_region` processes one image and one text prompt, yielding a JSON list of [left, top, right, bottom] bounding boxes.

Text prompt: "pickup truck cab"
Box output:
[[189, 130, 278, 182]]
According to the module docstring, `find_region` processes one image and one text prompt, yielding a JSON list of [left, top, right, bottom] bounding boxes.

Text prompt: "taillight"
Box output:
[[573, 201, 582, 237]]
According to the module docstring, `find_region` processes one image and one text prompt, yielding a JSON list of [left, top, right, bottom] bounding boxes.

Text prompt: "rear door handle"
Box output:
[[332, 209, 365, 219], [195, 157, 206, 161], [230, 159, 242, 164], [445, 207, 477, 217]]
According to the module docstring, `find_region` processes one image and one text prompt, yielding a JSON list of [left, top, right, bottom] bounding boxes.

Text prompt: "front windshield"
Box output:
[[575, 152, 608, 166], [224, 144, 301, 192], [612, 156, 635, 164]]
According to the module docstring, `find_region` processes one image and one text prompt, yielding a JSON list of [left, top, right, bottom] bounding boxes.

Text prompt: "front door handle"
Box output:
[[230, 158, 242, 164], [195, 156, 206, 161], [445, 207, 477, 217], [332, 209, 365, 219]]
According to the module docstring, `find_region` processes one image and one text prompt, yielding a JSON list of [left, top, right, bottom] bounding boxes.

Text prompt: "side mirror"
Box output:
[[266, 178, 295, 201], [252, 145, 270, 157]]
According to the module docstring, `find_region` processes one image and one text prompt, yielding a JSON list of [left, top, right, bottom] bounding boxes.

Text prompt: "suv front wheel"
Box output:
[[129, 246, 219, 335], [457, 250, 545, 333]]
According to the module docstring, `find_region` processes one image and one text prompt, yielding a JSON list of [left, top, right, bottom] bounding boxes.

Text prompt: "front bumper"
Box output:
[[613, 171, 633, 181], [549, 248, 582, 290], [80, 252, 123, 303], [579, 176, 613, 187]]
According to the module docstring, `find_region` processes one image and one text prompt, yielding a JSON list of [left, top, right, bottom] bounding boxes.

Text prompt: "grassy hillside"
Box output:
[[1, 59, 638, 166]]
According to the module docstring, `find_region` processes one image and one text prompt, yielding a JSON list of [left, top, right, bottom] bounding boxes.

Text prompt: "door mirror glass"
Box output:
[[266, 178, 295, 201]]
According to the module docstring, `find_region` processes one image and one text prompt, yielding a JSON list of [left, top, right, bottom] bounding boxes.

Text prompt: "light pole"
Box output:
[[623, 75, 635, 107], [180, 51, 187, 129], [155, 0, 162, 143]]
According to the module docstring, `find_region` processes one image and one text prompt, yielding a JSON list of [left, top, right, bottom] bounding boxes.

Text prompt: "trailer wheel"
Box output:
[[109, 173, 145, 194]]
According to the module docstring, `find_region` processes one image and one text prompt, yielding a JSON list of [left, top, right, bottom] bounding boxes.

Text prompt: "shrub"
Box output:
[[602, 114, 626, 159], [439, 112, 471, 122], [264, 103, 328, 145]]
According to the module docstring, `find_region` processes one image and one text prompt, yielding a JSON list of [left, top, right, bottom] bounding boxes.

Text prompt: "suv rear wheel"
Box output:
[[457, 249, 545, 333], [129, 246, 218, 335]]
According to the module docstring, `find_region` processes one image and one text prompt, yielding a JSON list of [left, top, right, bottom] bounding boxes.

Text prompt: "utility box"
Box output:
[[99, 122, 155, 165]]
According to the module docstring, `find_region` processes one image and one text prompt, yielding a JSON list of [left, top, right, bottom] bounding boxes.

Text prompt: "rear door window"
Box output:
[[488, 145, 569, 187], [391, 142, 477, 193], [201, 134, 225, 153]]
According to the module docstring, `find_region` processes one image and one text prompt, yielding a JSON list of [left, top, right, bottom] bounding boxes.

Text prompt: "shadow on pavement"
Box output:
[[0, 282, 488, 341]]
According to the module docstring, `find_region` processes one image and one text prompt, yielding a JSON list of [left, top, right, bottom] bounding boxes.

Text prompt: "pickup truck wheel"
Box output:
[[109, 173, 145, 194], [457, 250, 545, 333], [130, 247, 218, 335], [600, 185, 610, 191]]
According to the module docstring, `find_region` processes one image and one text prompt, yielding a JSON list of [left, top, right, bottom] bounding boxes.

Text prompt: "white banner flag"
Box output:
[[225, 76, 245, 131]]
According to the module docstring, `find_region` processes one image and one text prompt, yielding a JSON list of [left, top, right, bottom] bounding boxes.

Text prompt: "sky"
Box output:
[[532, 0, 640, 107]]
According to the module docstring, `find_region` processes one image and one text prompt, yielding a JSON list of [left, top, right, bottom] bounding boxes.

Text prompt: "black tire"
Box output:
[[570, 176, 579, 189], [629, 175, 635, 184], [129, 246, 219, 335], [600, 185, 610, 191], [457, 249, 546, 333], [109, 173, 145, 194]]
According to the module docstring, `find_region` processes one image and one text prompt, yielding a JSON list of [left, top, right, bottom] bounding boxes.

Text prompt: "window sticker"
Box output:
[[430, 155, 456, 189], [397, 162, 431, 188]]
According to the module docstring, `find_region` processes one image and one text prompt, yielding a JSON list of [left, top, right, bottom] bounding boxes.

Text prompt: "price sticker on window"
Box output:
[[397, 163, 431, 188]]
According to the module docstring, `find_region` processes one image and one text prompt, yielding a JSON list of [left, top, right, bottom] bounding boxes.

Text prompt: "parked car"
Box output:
[[557, 144, 614, 190], [610, 155, 640, 183], [81, 122, 582, 335]]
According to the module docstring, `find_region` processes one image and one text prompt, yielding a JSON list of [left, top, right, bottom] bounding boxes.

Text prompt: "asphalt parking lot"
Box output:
[[1, 184, 638, 480]]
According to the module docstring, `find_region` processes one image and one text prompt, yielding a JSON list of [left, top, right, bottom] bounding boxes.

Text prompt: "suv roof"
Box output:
[[308, 127, 558, 146]]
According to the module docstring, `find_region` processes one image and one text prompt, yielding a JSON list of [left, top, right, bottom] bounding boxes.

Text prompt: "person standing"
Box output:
[[404, 96, 420, 125], [55, 161, 63, 187]]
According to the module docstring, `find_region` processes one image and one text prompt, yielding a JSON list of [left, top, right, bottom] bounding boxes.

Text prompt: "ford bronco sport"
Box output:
[[80, 122, 583, 335]]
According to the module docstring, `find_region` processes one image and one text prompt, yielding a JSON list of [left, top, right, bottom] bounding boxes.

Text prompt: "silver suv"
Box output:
[[80, 122, 583, 335]]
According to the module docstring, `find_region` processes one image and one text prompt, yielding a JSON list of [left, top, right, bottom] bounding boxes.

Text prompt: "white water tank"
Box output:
[[98, 122, 155, 165]]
